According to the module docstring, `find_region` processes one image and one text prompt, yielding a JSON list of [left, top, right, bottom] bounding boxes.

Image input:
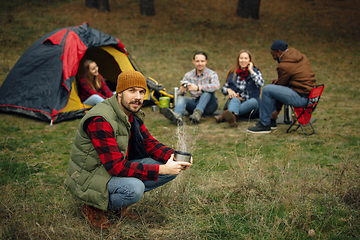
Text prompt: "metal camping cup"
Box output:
[[152, 105, 159, 112], [174, 151, 191, 163]]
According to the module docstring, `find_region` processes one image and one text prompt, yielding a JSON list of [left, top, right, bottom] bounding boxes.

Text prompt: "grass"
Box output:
[[1, 0, 360, 239]]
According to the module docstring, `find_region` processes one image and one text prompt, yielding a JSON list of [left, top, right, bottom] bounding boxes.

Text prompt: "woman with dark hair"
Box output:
[[78, 60, 114, 106], [215, 50, 264, 127]]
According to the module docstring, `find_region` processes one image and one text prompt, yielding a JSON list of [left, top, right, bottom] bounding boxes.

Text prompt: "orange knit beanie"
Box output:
[[116, 70, 147, 94]]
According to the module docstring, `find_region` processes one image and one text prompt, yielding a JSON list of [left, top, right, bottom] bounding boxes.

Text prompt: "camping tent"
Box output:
[[0, 22, 171, 124]]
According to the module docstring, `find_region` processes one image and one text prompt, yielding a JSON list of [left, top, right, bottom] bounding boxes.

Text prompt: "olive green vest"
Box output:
[[64, 95, 145, 210]]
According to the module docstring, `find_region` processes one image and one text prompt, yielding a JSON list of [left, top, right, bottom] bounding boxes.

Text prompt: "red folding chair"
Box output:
[[286, 84, 325, 135]]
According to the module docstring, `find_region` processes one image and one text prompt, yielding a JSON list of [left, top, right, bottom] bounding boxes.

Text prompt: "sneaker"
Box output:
[[255, 120, 277, 130], [189, 110, 202, 124], [247, 122, 271, 133], [161, 107, 183, 126], [82, 204, 112, 229], [270, 119, 277, 130]]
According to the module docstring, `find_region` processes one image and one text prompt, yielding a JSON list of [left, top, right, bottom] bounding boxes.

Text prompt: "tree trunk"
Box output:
[[85, 0, 96, 8], [85, 0, 110, 12], [140, 0, 155, 16], [237, 0, 261, 19]]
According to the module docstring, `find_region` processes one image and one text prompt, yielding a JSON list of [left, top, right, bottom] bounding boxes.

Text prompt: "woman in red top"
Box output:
[[79, 60, 114, 106]]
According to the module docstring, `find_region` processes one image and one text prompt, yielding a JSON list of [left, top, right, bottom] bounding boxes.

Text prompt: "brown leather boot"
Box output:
[[82, 204, 112, 229], [223, 110, 238, 128], [115, 206, 139, 220], [214, 111, 226, 123]]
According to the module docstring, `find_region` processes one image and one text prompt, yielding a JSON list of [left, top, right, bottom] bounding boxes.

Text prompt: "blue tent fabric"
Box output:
[[0, 22, 125, 123]]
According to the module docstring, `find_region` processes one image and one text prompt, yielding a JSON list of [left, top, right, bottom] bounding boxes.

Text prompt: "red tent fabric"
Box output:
[[0, 22, 127, 123]]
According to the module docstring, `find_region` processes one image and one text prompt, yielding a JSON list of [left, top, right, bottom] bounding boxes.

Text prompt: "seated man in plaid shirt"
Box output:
[[161, 51, 220, 125], [65, 70, 192, 229]]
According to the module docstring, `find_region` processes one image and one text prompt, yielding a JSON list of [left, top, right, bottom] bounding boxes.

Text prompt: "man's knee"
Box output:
[[131, 187, 145, 203], [262, 84, 272, 94], [263, 84, 284, 94], [110, 178, 145, 203], [261, 85, 281, 100], [126, 181, 145, 202]]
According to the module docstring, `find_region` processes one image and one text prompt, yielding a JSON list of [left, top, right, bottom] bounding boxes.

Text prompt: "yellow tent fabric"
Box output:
[[100, 46, 151, 101], [60, 81, 92, 113]]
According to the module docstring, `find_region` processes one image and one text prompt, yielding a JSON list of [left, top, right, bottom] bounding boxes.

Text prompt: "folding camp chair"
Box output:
[[286, 84, 325, 135]]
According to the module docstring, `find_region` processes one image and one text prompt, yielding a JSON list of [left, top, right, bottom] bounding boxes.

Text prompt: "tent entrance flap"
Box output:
[[77, 46, 137, 91], [100, 46, 134, 72], [61, 80, 92, 113]]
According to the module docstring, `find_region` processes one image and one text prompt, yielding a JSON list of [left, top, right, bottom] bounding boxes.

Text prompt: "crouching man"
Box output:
[[65, 70, 192, 229]]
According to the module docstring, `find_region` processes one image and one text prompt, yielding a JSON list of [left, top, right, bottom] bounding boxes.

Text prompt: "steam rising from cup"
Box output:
[[174, 121, 191, 162]]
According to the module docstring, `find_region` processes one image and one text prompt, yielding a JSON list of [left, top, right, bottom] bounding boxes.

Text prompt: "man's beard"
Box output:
[[121, 96, 143, 114]]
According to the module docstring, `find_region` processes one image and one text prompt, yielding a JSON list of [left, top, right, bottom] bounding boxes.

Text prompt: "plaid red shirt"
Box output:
[[85, 115, 174, 181], [180, 67, 220, 99], [78, 74, 113, 102], [236, 68, 249, 81]]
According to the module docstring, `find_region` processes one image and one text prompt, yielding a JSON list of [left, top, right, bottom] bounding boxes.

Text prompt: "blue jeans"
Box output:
[[174, 92, 218, 117], [228, 98, 259, 117], [107, 157, 176, 210], [260, 85, 308, 126], [83, 94, 105, 106], [83, 91, 116, 106]]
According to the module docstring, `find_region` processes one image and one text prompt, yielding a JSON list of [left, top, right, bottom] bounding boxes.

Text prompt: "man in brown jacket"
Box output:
[[248, 39, 316, 133]]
